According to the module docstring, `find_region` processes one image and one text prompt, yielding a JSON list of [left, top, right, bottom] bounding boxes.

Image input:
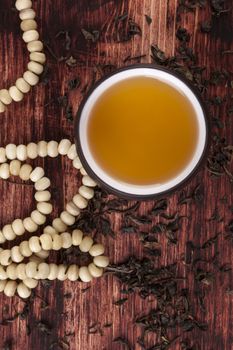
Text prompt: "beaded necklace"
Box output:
[[0, 0, 45, 113], [0, 139, 109, 298]]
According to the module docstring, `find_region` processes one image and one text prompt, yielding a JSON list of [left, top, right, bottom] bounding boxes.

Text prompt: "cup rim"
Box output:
[[75, 63, 210, 200]]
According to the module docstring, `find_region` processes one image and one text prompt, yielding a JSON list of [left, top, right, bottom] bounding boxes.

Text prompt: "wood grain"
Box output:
[[0, 1, 233, 349]]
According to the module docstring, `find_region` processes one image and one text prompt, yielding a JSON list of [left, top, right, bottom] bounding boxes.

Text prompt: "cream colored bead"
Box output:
[[39, 233, 53, 250], [57, 265, 68, 281], [72, 229, 83, 246], [27, 142, 38, 159], [2, 224, 16, 241], [29, 255, 42, 264], [0, 148, 6, 163], [23, 278, 38, 289], [79, 236, 94, 253], [88, 263, 103, 278], [47, 141, 59, 157], [16, 264, 27, 280], [0, 231, 6, 244], [52, 218, 67, 232], [9, 86, 24, 102], [0, 266, 7, 280], [37, 202, 52, 215], [73, 157, 82, 170], [16, 77, 31, 93], [19, 241, 32, 257], [19, 8, 36, 20], [4, 281, 17, 297], [20, 19, 37, 31], [82, 175, 97, 187], [35, 249, 49, 259], [60, 232, 72, 249], [43, 225, 57, 236], [11, 246, 24, 263], [67, 144, 78, 160], [9, 160, 21, 176], [79, 266, 92, 283], [0, 163, 10, 179], [6, 264, 17, 280], [66, 202, 80, 216], [37, 141, 48, 157], [19, 164, 33, 180], [31, 210, 46, 225], [60, 211, 75, 226], [5, 144, 17, 160], [0, 250, 12, 266], [80, 167, 87, 176], [35, 190, 51, 202], [89, 244, 105, 257], [93, 256, 110, 268], [35, 177, 51, 191], [47, 264, 58, 280], [23, 217, 38, 232], [15, 0, 32, 11], [0, 280, 7, 292], [79, 186, 94, 200], [23, 29, 39, 43], [52, 234, 62, 250], [27, 40, 43, 52], [28, 61, 44, 75], [36, 263, 50, 279], [26, 261, 38, 278], [35, 250, 50, 261], [67, 265, 79, 281], [12, 219, 25, 236], [23, 70, 39, 86], [73, 194, 88, 209], [17, 282, 31, 298], [30, 167, 45, 182], [16, 144, 27, 161], [0, 89, 12, 105], [29, 236, 42, 253], [0, 101, 6, 113], [58, 139, 72, 155], [30, 52, 46, 64]]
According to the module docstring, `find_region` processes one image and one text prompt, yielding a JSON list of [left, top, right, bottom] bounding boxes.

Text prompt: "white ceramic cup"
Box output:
[[75, 65, 209, 199]]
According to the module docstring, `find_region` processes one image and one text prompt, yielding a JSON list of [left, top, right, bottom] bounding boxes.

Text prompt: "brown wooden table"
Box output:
[[0, 1, 233, 349]]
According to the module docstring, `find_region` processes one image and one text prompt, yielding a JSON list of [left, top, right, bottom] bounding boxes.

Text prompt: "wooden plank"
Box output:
[[0, 0, 232, 349]]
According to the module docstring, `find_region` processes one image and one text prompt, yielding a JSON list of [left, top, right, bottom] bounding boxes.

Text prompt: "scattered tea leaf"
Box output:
[[151, 44, 169, 64], [65, 56, 77, 67], [152, 199, 168, 215], [115, 13, 128, 22], [200, 20, 212, 33], [113, 298, 128, 306], [176, 27, 191, 42], [68, 77, 81, 90], [145, 14, 152, 25], [201, 233, 220, 248], [55, 30, 71, 51], [113, 337, 131, 350], [81, 28, 100, 43], [211, 0, 229, 16], [64, 105, 73, 122], [121, 226, 136, 233], [37, 321, 52, 336]]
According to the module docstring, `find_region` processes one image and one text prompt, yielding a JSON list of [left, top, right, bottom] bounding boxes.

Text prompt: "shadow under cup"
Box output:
[[75, 65, 209, 200]]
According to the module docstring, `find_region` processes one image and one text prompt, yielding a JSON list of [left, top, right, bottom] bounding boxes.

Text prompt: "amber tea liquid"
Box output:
[[87, 76, 198, 185]]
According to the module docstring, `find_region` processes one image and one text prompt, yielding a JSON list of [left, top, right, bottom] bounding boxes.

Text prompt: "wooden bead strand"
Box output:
[[0, 0, 46, 113], [0, 162, 52, 241], [0, 140, 109, 298], [0, 230, 109, 298]]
